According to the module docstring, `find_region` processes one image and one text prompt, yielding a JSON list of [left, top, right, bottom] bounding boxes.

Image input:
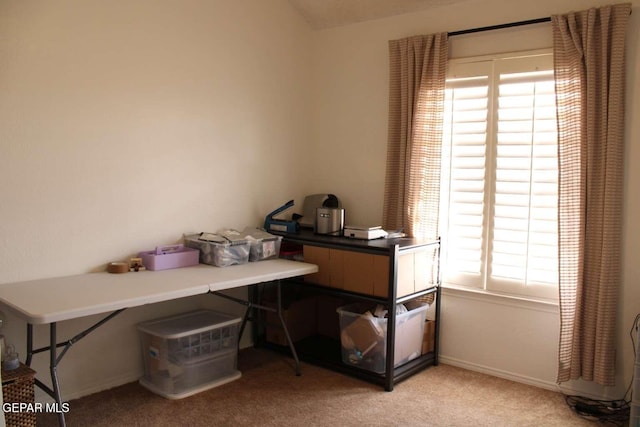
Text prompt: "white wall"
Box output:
[[0, 0, 313, 400], [309, 0, 640, 399]]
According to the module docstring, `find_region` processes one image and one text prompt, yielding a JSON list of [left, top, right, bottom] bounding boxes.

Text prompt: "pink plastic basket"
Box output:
[[139, 244, 200, 271]]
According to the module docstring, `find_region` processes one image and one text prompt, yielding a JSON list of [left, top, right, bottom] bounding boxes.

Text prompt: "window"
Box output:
[[439, 50, 558, 301]]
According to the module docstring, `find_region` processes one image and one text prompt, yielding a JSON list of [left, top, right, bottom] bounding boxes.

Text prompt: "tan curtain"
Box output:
[[553, 3, 631, 386], [383, 34, 448, 241]]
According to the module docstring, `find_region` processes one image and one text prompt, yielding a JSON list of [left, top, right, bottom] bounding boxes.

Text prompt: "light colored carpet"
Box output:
[[36, 348, 594, 427]]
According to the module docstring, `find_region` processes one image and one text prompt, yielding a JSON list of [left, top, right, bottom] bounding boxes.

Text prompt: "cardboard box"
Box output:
[[342, 251, 375, 294], [340, 310, 385, 356], [316, 295, 345, 339], [422, 320, 436, 354], [337, 303, 428, 373], [265, 297, 317, 346]]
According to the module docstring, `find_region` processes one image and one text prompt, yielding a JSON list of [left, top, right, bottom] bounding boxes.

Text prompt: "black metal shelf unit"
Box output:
[[260, 229, 441, 391]]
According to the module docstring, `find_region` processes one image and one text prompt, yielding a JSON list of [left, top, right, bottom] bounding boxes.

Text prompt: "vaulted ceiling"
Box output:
[[288, 0, 472, 29]]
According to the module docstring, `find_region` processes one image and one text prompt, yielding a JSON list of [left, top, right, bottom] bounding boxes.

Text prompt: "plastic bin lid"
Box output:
[[217, 229, 249, 245], [137, 310, 241, 338], [241, 227, 280, 242]]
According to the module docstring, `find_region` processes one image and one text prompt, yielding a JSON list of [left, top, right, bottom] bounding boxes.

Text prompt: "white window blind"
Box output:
[[440, 51, 558, 301]]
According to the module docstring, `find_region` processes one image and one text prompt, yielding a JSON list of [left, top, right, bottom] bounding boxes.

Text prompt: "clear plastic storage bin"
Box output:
[[337, 302, 428, 374], [138, 310, 242, 399], [241, 227, 282, 261], [184, 233, 250, 267]]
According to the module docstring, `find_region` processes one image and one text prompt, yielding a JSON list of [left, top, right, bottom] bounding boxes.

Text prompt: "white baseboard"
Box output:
[[35, 370, 144, 404], [37, 342, 256, 403], [35, 351, 606, 403], [439, 355, 612, 400], [438, 355, 599, 398]]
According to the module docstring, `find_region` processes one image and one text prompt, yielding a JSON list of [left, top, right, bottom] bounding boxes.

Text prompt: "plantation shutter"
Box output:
[[441, 62, 490, 289], [440, 52, 558, 300], [490, 57, 558, 299]]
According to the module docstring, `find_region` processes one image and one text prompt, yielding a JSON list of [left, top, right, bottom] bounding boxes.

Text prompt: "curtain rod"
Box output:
[[448, 7, 633, 37], [448, 17, 551, 37]]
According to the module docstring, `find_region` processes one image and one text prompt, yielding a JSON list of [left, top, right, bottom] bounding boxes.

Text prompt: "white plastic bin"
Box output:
[[337, 302, 428, 374], [138, 310, 242, 399]]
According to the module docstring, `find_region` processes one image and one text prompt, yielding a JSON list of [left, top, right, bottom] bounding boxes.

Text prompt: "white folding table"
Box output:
[[0, 259, 317, 427]]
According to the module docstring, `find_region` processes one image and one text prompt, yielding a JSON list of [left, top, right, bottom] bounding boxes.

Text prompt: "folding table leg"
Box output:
[[25, 323, 68, 427], [210, 280, 302, 376], [276, 280, 301, 376], [50, 323, 67, 427], [25, 310, 124, 427]]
